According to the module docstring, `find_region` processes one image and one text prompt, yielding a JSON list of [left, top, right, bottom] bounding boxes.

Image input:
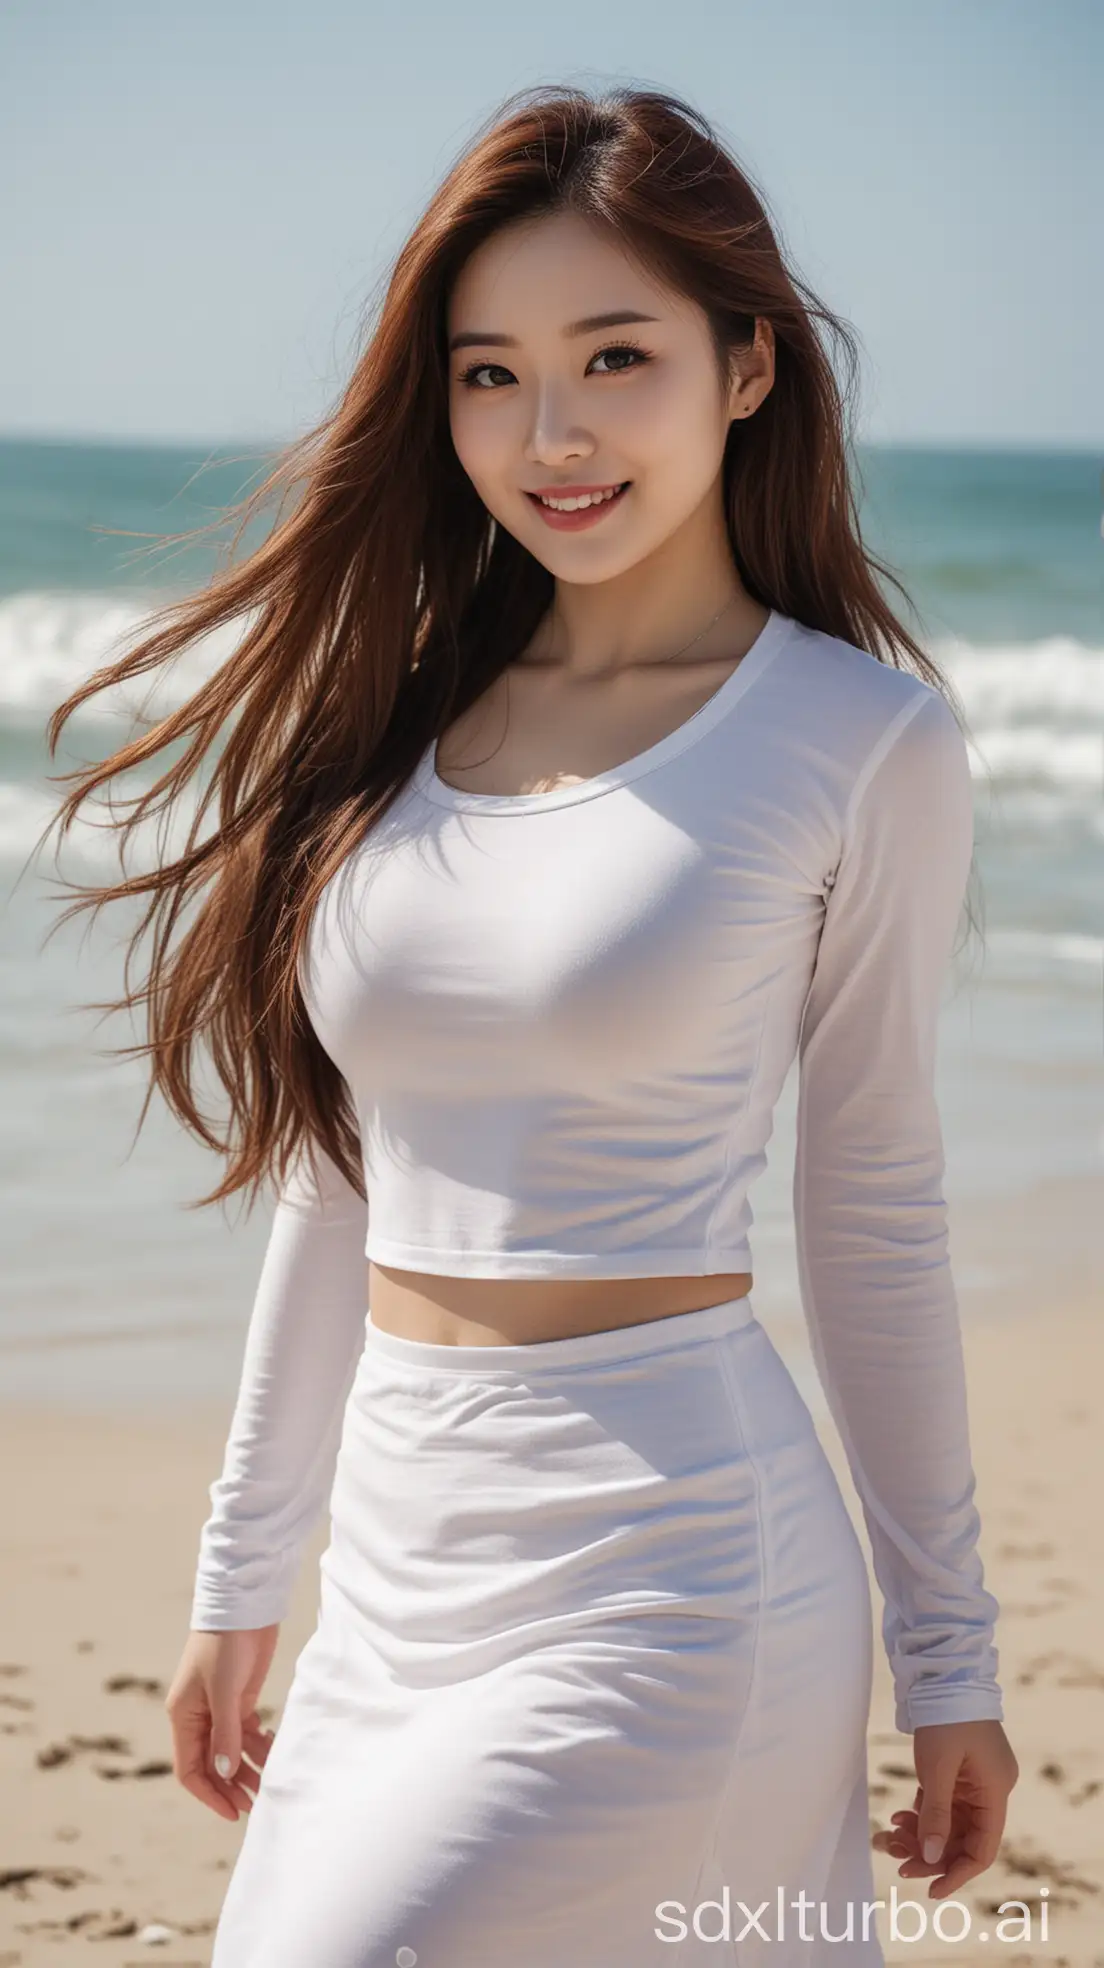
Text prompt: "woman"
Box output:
[[48, 85, 1017, 1967]]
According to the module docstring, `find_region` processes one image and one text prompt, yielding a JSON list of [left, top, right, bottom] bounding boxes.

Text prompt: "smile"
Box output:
[[525, 482, 631, 529]]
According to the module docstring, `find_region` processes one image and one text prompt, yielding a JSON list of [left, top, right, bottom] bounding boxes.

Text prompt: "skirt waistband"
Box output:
[[363, 1292, 758, 1376]]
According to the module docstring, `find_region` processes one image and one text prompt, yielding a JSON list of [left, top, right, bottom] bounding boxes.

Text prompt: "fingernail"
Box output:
[[922, 1835, 945, 1863], [214, 1753, 234, 1780]]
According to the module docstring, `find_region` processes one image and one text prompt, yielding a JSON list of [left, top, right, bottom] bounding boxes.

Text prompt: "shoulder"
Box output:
[[774, 616, 966, 787], [778, 616, 936, 719]]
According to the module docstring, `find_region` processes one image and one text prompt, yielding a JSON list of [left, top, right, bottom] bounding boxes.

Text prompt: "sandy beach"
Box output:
[[1, 1284, 1101, 1968]]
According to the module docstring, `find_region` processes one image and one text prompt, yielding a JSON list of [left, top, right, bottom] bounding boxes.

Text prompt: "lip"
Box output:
[[525, 481, 631, 531]]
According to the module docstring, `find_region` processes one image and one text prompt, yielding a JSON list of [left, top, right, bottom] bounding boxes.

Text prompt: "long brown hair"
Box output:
[[43, 83, 971, 1215]]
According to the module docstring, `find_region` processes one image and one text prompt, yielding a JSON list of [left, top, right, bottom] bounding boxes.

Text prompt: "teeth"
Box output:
[[537, 484, 624, 512]]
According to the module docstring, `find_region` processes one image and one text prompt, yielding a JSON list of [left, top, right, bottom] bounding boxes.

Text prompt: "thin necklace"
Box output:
[[656, 593, 739, 667], [449, 596, 743, 784], [534, 592, 740, 677]]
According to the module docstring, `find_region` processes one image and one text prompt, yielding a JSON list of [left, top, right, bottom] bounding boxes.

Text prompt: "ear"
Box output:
[[728, 317, 775, 422], [725, 336, 750, 422]]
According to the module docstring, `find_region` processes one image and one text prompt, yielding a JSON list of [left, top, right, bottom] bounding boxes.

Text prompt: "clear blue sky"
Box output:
[[2, 0, 1099, 449]]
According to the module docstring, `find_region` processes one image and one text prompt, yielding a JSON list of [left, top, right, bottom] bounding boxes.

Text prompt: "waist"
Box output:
[[363, 1283, 759, 1375], [366, 1264, 754, 1351]]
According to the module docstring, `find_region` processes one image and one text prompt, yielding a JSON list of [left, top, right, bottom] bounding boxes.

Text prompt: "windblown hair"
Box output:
[[44, 82, 970, 1214]]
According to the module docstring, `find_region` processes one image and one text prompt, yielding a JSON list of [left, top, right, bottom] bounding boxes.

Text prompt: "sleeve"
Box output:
[[188, 1136, 370, 1632], [793, 684, 1004, 1734]]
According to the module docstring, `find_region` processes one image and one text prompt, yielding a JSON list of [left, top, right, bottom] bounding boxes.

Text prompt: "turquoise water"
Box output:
[[0, 438, 1100, 1404], [1, 436, 1100, 633]]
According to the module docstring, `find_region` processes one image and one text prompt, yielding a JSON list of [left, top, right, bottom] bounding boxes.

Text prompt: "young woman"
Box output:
[[48, 85, 1017, 1967]]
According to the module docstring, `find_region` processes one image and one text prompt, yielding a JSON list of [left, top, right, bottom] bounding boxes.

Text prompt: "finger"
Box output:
[[923, 1806, 1003, 1898], [241, 1725, 276, 1766], [177, 1766, 243, 1820], [894, 1834, 963, 1879], [885, 1816, 920, 1858], [209, 1754, 261, 1805], [169, 1729, 241, 1821], [877, 1829, 917, 1856], [210, 1769, 257, 1814], [873, 1818, 909, 1849], [930, 1855, 985, 1899], [961, 1796, 1006, 1873], [173, 1722, 256, 1821], [916, 1797, 956, 1868], [871, 1831, 911, 1856]]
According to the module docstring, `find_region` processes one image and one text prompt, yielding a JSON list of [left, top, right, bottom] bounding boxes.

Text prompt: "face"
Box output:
[[446, 208, 768, 584]]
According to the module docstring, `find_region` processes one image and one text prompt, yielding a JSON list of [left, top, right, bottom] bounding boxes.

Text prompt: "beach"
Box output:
[[2, 1272, 1102, 1967]]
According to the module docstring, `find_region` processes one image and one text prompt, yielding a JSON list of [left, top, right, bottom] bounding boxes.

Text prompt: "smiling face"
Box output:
[[446, 209, 763, 585]]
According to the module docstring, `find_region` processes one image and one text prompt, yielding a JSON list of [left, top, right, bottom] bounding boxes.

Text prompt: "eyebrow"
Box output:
[[447, 310, 660, 354]]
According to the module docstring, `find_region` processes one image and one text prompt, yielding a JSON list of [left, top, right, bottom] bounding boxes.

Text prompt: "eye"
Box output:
[[456, 360, 517, 390], [455, 340, 653, 391], [587, 341, 651, 375]]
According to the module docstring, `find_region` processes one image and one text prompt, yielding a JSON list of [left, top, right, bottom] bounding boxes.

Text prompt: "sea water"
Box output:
[[0, 438, 1100, 1405]]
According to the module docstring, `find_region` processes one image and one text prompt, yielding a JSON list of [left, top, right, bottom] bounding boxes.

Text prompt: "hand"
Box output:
[[165, 1624, 281, 1820], [871, 1719, 1019, 1901]]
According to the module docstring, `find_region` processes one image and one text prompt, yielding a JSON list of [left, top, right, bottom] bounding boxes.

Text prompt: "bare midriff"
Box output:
[[366, 1265, 754, 1348]]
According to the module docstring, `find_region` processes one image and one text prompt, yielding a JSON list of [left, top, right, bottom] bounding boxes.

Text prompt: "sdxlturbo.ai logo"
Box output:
[[654, 1885, 1052, 1947]]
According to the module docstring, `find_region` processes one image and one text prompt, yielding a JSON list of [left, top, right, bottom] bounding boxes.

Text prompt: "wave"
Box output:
[[967, 725, 1102, 790], [0, 589, 247, 728], [4, 763, 1094, 986], [984, 926, 1102, 969], [1, 589, 1101, 790], [0, 776, 210, 882], [940, 632, 1104, 720]]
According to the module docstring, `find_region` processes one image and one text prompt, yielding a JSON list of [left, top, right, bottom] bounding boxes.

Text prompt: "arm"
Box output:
[[189, 1135, 370, 1632], [793, 684, 1004, 1734]]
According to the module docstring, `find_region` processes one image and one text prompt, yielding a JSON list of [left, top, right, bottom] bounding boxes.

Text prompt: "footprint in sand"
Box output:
[[37, 1734, 131, 1770], [1002, 1592, 1078, 1617], [103, 1673, 164, 1696], [0, 1689, 35, 1737], [95, 1760, 174, 1781], [36, 1729, 174, 1780], [0, 1865, 88, 1901], [996, 1838, 1101, 1901], [20, 1910, 138, 1939], [1015, 1650, 1104, 1689]]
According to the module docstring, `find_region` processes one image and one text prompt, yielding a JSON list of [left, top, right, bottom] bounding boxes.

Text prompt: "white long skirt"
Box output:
[[209, 1294, 882, 1966]]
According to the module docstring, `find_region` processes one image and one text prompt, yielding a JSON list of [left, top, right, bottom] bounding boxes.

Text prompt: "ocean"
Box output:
[[1, 437, 1100, 1408]]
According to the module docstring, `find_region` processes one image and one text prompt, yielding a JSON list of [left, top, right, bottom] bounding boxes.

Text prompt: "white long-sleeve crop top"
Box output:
[[190, 608, 1004, 1735]]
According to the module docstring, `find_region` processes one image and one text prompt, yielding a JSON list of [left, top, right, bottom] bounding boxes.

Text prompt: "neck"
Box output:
[[532, 486, 761, 682]]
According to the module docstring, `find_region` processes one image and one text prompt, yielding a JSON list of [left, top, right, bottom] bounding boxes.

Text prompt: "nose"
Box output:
[[522, 379, 595, 468]]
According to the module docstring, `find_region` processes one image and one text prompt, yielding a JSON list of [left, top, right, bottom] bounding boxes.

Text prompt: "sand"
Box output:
[[1, 1294, 1101, 1968]]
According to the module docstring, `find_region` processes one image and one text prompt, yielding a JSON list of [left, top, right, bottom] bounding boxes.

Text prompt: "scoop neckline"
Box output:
[[415, 607, 796, 815]]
